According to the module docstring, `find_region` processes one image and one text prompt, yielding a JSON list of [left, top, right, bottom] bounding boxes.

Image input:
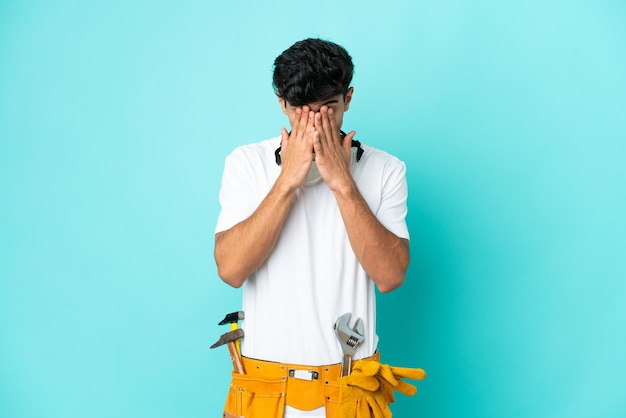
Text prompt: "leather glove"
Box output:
[[339, 360, 426, 418], [368, 362, 426, 403], [339, 379, 391, 418]]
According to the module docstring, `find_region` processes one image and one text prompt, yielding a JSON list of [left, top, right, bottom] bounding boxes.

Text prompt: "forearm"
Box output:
[[214, 177, 298, 287], [333, 182, 410, 293]]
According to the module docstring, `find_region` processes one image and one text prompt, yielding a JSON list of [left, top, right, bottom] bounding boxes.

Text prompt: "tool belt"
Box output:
[[222, 352, 426, 418], [223, 352, 380, 418]]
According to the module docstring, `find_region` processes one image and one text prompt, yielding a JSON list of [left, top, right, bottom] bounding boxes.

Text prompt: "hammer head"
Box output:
[[210, 328, 244, 349], [218, 311, 245, 326]]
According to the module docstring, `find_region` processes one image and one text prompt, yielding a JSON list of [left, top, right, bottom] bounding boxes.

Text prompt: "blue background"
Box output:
[[1, 1, 625, 417]]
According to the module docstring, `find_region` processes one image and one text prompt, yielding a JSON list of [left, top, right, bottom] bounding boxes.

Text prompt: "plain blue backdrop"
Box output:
[[1, 1, 625, 417]]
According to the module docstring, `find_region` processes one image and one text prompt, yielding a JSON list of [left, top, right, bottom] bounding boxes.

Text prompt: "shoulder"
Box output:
[[223, 137, 282, 175], [357, 144, 406, 174], [220, 137, 282, 188], [226, 136, 281, 162], [361, 144, 403, 162]]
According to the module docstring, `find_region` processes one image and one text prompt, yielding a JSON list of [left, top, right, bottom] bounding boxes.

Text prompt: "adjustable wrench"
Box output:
[[334, 313, 365, 376]]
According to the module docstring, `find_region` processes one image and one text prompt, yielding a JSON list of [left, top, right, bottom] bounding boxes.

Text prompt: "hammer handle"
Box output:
[[230, 322, 241, 357], [227, 341, 245, 374]]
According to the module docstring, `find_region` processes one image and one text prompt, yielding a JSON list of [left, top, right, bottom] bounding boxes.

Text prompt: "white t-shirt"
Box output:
[[215, 136, 409, 367]]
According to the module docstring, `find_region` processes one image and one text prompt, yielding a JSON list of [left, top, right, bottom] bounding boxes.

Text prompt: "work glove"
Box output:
[[339, 379, 391, 418], [339, 360, 426, 418]]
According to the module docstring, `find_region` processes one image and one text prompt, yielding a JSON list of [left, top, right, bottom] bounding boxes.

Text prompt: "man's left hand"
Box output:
[[312, 106, 357, 192]]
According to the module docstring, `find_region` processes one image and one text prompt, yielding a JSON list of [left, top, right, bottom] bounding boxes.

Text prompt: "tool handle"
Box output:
[[230, 323, 241, 356], [342, 354, 352, 376], [227, 342, 245, 374]]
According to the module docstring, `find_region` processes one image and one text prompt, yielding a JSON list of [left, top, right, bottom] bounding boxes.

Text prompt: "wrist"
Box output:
[[330, 176, 359, 198], [275, 172, 302, 196]]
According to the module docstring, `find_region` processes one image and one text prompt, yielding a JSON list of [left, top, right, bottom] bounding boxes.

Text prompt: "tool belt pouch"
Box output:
[[286, 372, 327, 410], [224, 371, 286, 418]]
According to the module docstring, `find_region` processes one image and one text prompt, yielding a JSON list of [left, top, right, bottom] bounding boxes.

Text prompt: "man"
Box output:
[[215, 38, 422, 418]]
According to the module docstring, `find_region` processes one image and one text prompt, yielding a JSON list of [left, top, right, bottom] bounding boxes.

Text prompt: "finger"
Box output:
[[296, 110, 312, 152], [280, 127, 290, 146], [312, 130, 321, 156], [301, 106, 311, 126], [299, 107, 312, 139], [319, 106, 333, 145], [294, 106, 312, 141], [343, 130, 357, 152], [314, 111, 325, 144], [326, 107, 338, 139], [306, 109, 316, 133]]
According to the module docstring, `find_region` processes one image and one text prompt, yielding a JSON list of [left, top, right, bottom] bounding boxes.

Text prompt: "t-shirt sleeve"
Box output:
[[215, 148, 262, 234], [377, 159, 410, 240]]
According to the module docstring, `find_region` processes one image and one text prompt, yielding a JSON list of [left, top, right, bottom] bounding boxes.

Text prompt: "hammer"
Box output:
[[210, 328, 245, 374], [218, 311, 244, 356]]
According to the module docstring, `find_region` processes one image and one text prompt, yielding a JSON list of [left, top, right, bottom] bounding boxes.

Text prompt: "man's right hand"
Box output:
[[215, 106, 317, 286], [277, 105, 317, 190]]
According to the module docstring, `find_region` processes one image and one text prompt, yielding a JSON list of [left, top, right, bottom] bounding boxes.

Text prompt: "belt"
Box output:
[[240, 352, 380, 411]]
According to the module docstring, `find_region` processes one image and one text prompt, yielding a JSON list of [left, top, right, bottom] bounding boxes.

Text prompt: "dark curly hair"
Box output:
[[272, 38, 354, 106]]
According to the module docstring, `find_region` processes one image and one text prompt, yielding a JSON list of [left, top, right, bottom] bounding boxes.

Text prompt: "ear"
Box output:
[[278, 97, 288, 115], [343, 87, 354, 112]]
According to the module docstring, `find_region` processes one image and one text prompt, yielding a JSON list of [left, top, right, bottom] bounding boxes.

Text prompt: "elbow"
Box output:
[[375, 243, 409, 294], [376, 272, 406, 294], [214, 245, 247, 289], [373, 256, 408, 293], [214, 233, 248, 288], [216, 264, 247, 288], [222, 277, 246, 289]]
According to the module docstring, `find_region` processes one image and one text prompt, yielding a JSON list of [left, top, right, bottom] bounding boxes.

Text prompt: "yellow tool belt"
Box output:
[[223, 352, 425, 418], [223, 352, 380, 418]]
